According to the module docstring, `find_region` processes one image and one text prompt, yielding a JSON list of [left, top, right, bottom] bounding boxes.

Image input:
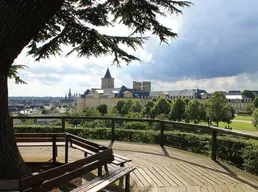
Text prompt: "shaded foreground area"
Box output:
[[19, 141, 258, 192]]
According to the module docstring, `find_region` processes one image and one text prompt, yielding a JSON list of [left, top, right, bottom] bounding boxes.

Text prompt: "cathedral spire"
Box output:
[[104, 68, 112, 78], [68, 87, 72, 98]]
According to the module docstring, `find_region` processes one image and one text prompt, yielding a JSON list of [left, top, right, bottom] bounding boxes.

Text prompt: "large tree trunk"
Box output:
[[0, 0, 64, 179], [0, 74, 31, 179]]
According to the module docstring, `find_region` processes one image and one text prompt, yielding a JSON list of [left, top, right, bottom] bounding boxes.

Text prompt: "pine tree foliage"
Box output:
[[27, 0, 192, 64], [8, 65, 27, 84]]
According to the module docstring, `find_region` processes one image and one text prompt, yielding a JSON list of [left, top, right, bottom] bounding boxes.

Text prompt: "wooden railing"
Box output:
[[12, 116, 258, 161]]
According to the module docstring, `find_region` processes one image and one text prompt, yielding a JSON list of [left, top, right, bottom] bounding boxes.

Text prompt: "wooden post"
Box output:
[[98, 166, 102, 176], [65, 134, 69, 164], [211, 129, 217, 161], [111, 119, 115, 142], [52, 136, 57, 164], [125, 174, 130, 192], [160, 121, 165, 146], [62, 117, 65, 132]]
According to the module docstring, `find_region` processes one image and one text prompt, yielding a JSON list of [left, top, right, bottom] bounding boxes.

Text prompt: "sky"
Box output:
[[9, 0, 258, 97]]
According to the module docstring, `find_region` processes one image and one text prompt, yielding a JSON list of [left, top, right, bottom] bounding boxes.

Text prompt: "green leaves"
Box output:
[[8, 65, 27, 84], [27, 0, 191, 64]]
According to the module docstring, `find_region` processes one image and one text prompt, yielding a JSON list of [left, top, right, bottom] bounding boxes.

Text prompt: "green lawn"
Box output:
[[198, 121, 257, 132], [234, 115, 253, 121]]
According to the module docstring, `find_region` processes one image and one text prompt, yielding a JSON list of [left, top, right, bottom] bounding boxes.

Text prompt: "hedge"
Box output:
[[14, 125, 258, 175]]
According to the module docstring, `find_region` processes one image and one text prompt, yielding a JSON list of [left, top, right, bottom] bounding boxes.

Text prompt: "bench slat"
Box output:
[[66, 133, 103, 149], [72, 144, 130, 167], [25, 156, 114, 192], [17, 142, 64, 147], [21, 149, 114, 190], [15, 133, 65, 137], [71, 167, 135, 192], [70, 139, 99, 153]]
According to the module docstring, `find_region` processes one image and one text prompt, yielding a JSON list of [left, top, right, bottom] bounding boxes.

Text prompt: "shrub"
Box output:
[[122, 122, 149, 130], [242, 140, 258, 175]]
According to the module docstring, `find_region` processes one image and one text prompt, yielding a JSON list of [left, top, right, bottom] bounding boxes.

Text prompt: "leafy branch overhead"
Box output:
[[27, 0, 192, 64], [8, 65, 27, 84]]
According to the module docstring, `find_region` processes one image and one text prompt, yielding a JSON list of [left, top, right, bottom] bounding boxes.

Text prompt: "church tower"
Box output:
[[68, 88, 72, 98], [101, 68, 114, 89]]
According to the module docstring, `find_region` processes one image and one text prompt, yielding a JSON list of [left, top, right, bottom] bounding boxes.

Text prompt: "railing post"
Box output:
[[62, 117, 65, 132], [160, 121, 165, 146], [52, 136, 57, 164], [211, 129, 217, 161], [65, 134, 69, 164], [111, 119, 115, 142]]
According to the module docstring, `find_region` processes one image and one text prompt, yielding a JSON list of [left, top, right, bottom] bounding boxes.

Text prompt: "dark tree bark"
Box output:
[[0, 0, 64, 179]]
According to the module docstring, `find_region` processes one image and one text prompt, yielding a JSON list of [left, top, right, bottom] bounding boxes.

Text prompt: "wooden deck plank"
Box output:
[[183, 163, 221, 186], [169, 164, 199, 186], [155, 166, 179, 186], [149, 167, 171, 187], [134, 169, 150, 187], [137, 168, 156, 187], [144, 168, 163, 187], [163, 165, 190, 186], [176, 163, 207, 186]]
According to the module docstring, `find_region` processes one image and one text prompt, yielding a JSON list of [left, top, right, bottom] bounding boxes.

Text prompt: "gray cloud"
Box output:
[[127, 0, 258, 82], [37, 76, 62, 85]]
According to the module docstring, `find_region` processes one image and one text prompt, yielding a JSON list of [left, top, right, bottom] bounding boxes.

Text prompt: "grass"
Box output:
[[199, 121, 258, 132], [234, 115, 253, 121], [218, 122, 257, 132]]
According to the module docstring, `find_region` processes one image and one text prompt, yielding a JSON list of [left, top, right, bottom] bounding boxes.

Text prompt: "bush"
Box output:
[[122, 122, 149, 130], [242, 140, 258, 175], [14, 125, 258, 175]]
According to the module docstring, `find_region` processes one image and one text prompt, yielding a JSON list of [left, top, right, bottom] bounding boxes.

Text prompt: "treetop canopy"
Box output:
[[27, 0, 192, 64]]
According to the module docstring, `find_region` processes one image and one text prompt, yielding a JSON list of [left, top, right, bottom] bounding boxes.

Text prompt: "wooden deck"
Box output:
[[19, 140, 258, 192]]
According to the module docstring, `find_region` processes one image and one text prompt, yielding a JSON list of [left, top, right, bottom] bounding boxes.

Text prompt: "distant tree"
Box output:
[[185, 100, 202, 124], [245, 103, 255, 114], [143, 101, 155, 118], [82, 108, 100, 116], [167, 99, 172, 104], [206, 91, 227, 127], [97, 104, 108, 116], [152, 98, 157, 102], [156, 113, 168, 120], [131, 101, 143, 113], [41, 109, 48, 115], [242, 90, 255, 100], [124, 111, 142, 119], [183, 98, 190, 105], [253, 97, 258, 108], [152, 98, 170, 116], [115, 100, 125, 114], [252, 108, 258, 127], [221, 104, 235, 128], [169, 98, 186, 121], [121, 100, 133, 116]]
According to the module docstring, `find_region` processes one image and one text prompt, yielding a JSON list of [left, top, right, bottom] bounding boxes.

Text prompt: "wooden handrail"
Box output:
[[12, 116, 258, 140], [13, 115, 258, 162]]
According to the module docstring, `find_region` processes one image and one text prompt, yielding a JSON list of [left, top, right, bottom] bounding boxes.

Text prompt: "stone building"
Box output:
[[77, 68, 207, 111]]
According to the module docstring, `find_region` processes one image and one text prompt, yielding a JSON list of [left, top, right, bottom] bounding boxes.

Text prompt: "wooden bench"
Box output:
[[13, 133, 135, 192], [71, 166, 135, 192], [71, 144, 132, 167]]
